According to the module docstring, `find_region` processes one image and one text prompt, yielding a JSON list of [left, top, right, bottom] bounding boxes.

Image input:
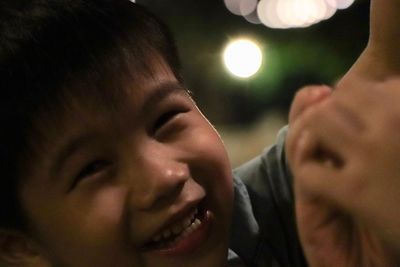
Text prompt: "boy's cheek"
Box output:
[[21, 181, 125, 240], [195, 124, 234, 207], [82, 186, 127, 229], [180, 110, 231, 169], [182, 114, 234, 203], [189, 124, 232, 180]]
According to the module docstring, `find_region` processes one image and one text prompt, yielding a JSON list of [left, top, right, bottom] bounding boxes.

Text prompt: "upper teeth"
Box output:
[[151, 208, 199, 243]]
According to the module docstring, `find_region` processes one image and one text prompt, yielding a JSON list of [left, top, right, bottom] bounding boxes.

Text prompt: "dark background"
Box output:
[[139, 0, 370, 126]]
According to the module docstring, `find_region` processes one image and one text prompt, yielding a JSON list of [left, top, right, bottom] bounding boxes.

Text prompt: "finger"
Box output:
[[286, 97, 332, 168], [291, 129, 359, 215], [290, 106, 370, 214], [291, 129, 342, 200], [289, 96, 368, 199], [289, 85, 332, 124], [291, 97, 362, 163]]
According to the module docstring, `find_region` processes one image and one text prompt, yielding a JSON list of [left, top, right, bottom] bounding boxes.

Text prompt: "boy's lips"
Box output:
[[141, 201, 213, 255]]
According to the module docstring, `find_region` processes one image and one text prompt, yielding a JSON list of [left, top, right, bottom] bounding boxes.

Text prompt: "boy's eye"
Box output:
[[153, 109, 185, 132], [78, 160, 109, 178], [70, 160, 110, 190]]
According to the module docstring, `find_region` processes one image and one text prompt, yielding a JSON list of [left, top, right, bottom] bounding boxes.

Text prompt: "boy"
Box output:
[[0, 1, 234, 266]]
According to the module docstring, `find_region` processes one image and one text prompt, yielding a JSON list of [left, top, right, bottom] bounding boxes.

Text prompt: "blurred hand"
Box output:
[[285, 1, 400, 265], [287, 80, 400, 266]]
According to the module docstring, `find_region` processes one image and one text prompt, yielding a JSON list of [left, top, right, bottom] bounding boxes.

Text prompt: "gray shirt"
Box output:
[[228, 127, 307, 267]]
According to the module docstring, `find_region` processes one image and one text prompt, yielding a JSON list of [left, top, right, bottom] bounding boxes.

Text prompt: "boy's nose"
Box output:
[[127, 153, 190, 210]]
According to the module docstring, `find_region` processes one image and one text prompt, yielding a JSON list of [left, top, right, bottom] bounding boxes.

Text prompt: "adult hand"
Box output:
[[285, 1, 400, 265], [287, 80, 400, 266]]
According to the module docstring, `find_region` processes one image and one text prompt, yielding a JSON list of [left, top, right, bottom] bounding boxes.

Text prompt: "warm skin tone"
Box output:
[[5, 62, 234, 267], [287, 0, 400, 266]]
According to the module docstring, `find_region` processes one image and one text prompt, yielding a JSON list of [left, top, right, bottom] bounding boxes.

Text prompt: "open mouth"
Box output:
[[142, 205, 208, 252]]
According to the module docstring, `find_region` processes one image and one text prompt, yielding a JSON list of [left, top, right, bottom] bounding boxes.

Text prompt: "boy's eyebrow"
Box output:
[[141, 81, 188, 114]]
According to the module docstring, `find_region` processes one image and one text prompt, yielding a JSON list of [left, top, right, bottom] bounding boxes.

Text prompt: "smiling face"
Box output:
[[18, 63, 234, 267]]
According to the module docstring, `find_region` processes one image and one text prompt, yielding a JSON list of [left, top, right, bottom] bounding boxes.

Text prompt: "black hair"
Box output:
[[0, 0, 182, 231]]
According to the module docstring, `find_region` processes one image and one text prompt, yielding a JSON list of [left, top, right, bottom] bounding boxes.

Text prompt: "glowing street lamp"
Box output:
[[223, 39, 263, 78]]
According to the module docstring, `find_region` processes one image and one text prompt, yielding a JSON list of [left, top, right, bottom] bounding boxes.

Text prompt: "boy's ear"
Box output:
[[0, 230, 50, 267]]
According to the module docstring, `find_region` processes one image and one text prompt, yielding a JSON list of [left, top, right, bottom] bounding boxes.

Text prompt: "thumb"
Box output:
[[368, 0, 400, 72]]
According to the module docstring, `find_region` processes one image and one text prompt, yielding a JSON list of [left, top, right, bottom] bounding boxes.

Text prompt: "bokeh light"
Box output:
[[244, 10, 262, 24], [331, 0, 355, 9], [240, 0, 258, 16], [225, 0, 355, 29], [223, 39, 263, 78], [224, 0, 243, 15], [258, 0, 285, 28]]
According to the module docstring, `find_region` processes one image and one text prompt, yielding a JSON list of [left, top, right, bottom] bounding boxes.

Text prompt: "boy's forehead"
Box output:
[[70, 58, 179, 113], [105, 68, 185, 120], [30, 62, 184, 152], [74, 69, 183, 121], [122, 64, 181, 104]]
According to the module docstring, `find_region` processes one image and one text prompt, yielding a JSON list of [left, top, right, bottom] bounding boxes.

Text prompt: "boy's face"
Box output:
[[19, 63, 234, 267]]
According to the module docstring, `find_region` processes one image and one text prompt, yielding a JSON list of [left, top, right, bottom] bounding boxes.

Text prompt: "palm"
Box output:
[[296, 195, 393, 267]]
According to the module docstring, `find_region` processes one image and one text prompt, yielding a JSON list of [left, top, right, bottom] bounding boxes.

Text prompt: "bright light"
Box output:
[[223, 39, 262, 78], [229, 0, 354, 29], [224, 0, 242, 15], [244, 11, 261, 24], [224, 0, 258, 16], [258, 0, 286, 28], [326, 0, 355, 9], [240, 0, 258, 16]]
